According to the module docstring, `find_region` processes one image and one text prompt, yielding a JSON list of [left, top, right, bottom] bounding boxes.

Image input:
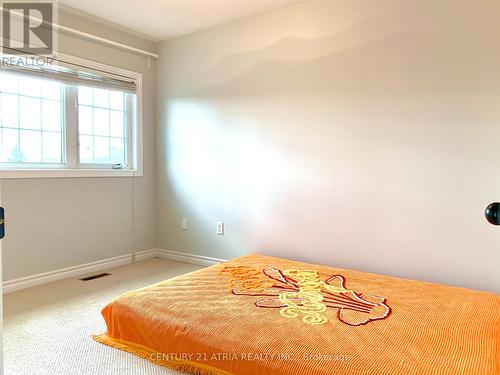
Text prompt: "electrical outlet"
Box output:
[[181, 218, 188, 231], [217, 222, 224, 235]]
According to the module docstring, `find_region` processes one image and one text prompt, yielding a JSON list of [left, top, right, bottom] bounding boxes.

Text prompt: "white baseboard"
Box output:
[[2, 249, 157, 294], [155, 249, 227, 266], [2, 249, 227, 294]]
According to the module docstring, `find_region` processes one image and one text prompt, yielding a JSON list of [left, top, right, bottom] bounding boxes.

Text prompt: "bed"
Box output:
[[94, 253, 500, 375]]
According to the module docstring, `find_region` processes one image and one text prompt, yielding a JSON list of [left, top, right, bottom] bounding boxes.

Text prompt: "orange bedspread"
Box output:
[[95, 254, 500, 375]]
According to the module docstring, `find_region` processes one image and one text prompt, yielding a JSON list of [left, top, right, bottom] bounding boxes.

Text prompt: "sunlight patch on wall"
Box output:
[[166, 99, 295, 223]]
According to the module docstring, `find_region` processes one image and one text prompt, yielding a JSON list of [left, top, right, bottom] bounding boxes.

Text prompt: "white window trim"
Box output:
[[0, 52, 143, 179]]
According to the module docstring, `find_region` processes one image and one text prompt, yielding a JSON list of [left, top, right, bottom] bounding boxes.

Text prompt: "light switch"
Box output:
[[181, 218, 188, 231]]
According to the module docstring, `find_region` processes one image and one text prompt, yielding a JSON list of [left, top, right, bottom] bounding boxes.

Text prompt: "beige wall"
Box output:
[[156, 0, 500, 292], [1, 9, 157, 280]]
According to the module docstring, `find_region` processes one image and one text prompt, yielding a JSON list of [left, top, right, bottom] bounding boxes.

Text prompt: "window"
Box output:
[[78, 87, 128, 166], [0, 53, 141, 178], [0, 75, 63, 164]]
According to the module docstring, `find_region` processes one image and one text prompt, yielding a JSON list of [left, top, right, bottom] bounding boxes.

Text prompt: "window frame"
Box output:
[[72, 86, 133, 170], [0, 53, 143, 179]]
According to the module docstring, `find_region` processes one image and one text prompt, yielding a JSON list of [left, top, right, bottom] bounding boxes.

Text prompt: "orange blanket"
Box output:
[[94, 254, 500, 375]]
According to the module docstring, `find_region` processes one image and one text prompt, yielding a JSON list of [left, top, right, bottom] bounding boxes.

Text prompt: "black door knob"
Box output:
[[485, 202, 500, 225]]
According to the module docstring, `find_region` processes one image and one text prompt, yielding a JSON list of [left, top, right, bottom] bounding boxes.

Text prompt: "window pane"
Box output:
[[0, 73, 18, 94], [1, 74, 67, 166], [0, 128, 19, 162], [42, 100, 61, 132], [20, 130, 42, 162], [78, 106, 93, 135], [41, 81, 61, 101], [93, 89, 109, 108], [42, 132, 62, 163], [110, 137, 125, 164], [93, 108, 109, 136], [19, 97, 41, 130], [79, 135, 93, 163], [77, 86, 129, 167], [78, 86, 93, 106], [0, 93, 19, 127], [19, 76, 41, 97], [93, 136, 109, 163], [109, 91, 124, 110], [110, 111, 124, 138]]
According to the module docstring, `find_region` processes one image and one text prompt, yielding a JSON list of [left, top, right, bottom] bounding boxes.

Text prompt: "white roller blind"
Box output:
[[0, 49, 136, 93]]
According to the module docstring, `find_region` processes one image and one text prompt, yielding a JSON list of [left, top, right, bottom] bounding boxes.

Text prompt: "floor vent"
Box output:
[[80, 273, 111, 281]]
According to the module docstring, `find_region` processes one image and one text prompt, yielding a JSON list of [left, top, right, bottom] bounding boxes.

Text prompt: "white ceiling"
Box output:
[[59, 0, 305, 41]]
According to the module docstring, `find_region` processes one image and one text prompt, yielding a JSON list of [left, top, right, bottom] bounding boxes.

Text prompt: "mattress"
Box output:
[[94, 253, 500, 375]]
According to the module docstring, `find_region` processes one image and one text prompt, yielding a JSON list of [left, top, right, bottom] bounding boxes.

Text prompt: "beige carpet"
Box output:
[[3, 258, 205, 375]]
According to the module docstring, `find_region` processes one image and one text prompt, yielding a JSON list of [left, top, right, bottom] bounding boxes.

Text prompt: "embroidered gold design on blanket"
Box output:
[[219, 266, 274, 292], [222, 266, 391, 326], [278, 270, 328, 325]]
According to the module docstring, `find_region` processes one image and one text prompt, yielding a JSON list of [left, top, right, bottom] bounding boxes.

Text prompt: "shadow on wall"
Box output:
[[157, 8, 500, 291], [168, 12, 500, 97]]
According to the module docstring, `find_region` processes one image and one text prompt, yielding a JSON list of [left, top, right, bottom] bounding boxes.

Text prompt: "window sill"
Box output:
[[0, 168, 143, 179]]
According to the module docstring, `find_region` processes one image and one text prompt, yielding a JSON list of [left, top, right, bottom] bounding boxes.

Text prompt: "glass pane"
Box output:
[[42, 100, 61, 131], [79, 135, 93, 163], [109, 111, 124, 138], [93, 136, 109, 163], [20, 130, 42, 162], [0, 93, 19, 127], [78, 86, 93, 106], [41, 81, 61, 101], [110, 138, 125, 164], [19, 97, 41, 130], [78, 106, 93, 135], [0, 73, 18, 94], [19, 76, 41, 97], [93, 108, 109, 136], [0, 128, 19, 162], [1, 72, 65, 165], [109, 91, 124, 110], [76, 85, 130, 167], [93, 89, 109, 108], [42, 132, 62, 163]]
